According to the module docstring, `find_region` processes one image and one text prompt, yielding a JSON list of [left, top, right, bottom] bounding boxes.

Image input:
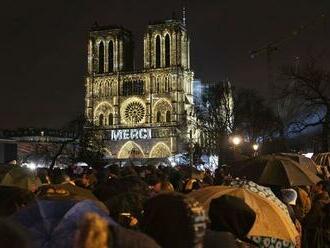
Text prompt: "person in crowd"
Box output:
[[50, 168, 75, 185], [293, 187, 311, 223], [205, 194, 257, 248], [145, 174, 162, 196], [0, 218, 31, 248], [302, 180, 330, 247], [141, 192, 207, 248], [75, 173, 97, 190], [74, 213, 109, 248], [37, 168, 51, 185], [281, 188, 302, 248], [281, 188, 298, 221]]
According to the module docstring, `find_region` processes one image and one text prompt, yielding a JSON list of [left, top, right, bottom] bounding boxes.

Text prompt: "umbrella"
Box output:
[[0, 185, 35, 217], [313, 152, 330, 167], [11, 199, 116, 248], [189, 186, 298, 244], [0, 166, 41, 191], [37, 183, 99, 202], [0, 165, 10, 181], [229, 155, 320, 187], [279, 153, 318, 174], [226, 179, 290, 216]]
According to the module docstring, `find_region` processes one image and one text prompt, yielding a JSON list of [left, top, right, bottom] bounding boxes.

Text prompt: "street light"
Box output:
[[232, 136, 242, 146], [252, 143, 259, 157], [252, 144, 259, 151]]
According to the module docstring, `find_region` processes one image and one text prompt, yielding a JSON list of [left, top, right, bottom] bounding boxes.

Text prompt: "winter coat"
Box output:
[[302, 191, 330, 248]]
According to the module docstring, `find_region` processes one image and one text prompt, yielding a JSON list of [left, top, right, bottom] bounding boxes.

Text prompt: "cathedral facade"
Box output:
[[84, 18, 194, 159]]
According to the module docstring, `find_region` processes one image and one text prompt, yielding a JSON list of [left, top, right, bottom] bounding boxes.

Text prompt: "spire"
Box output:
[[182, 2, 186, 27]]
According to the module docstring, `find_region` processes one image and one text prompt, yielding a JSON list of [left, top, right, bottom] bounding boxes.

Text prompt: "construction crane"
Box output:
[[249, 13, 327, 92]]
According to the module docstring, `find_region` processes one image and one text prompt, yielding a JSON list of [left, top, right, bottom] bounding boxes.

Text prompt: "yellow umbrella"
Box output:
[[189, 186, 298, 244]]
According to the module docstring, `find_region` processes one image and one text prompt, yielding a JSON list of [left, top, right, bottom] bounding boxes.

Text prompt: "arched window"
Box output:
[[156, 111, 161, 123], [108, 40, 114, 72], [165, 77, 169, 92], [108, 113, 113, 125], [166, 111, 171, 122], [156, 81, 160, 93], [155, 35, 161, 68], [165, 34, 170, 67], [98, 41, 104, 73], [99, 114, 104, 126]]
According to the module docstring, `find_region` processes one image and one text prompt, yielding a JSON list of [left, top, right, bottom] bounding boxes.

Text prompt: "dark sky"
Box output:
[[0, 0, 329, 129]]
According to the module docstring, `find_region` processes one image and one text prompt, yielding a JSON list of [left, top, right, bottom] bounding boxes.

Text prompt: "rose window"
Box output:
[[124, 101, 145, 124]]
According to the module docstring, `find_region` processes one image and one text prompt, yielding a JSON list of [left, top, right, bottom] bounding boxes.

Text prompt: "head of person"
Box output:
[[281, 188, 298, 206], [208, 195, 256, 241], [313, 180, 330, 195], [146, 175, 162, 193], [74, 213, 109, 248], [50, 169, 70, 184], [142, 193, 207, 248]]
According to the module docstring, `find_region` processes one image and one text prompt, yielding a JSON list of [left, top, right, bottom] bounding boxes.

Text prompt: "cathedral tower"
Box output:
[[143, 19, 190, 69], [85, 17, 194, 160], [88, 25, 134, 75]]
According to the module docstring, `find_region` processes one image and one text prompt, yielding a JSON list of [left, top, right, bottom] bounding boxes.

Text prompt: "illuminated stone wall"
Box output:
[[85, 19, 194, 159]]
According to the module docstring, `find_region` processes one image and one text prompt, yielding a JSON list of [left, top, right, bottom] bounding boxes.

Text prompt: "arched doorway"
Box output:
[[118, 141, 145, 159]]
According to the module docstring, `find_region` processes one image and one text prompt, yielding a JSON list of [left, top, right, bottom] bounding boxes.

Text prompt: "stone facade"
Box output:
[[85, 19, 194, 159]]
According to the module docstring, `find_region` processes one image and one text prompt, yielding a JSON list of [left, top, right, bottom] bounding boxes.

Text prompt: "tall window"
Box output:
[[108, 113, 113, 125], [99, 114, 104, 126], [166, 111, 171, 122], [108, 40, 114, 72], [155, 35, 161, 68], [98, 42, 104, 73], [156, 111, 161, 122], [165, 34, 170, 67], [165, 77, 169, 92]]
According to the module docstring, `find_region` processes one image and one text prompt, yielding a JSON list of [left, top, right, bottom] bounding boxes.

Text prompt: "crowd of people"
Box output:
[[0, 161, 329, 248]]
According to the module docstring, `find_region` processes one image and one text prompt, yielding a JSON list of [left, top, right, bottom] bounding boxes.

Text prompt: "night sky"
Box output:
[[1, 0, 329, 129]]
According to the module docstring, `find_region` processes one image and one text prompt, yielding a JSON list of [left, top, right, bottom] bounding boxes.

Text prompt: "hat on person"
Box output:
[[281, 188, 298, 206]]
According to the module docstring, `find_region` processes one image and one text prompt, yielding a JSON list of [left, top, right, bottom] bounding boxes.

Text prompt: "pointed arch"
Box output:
[[166, 110, 171, 122], [165, 33, 170, 67], [118, 141, 145, 159], [99, 114, 104, 126], [155, 35, 161, 68], [103, 148, 112, 159], [94, 101, 114, 125], [149, 142, 171, 158], [153, 98, 172, 123], [108, 113, 113, 125], [98, 41, 104, 73], [108, 40, 114, 72], [156, 111, 161, 122]]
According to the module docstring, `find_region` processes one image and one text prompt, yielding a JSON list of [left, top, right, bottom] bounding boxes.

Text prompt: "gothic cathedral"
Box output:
[[85, 18, 194, 159]]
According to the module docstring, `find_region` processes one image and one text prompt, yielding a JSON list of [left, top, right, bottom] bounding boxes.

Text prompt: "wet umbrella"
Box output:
[[189, 186, 298, 244], [0, 185, 35, 217], [229, 155, 320, 187], [313, 152, 330, 167], [37, 183, 99, 201], [279, 153, 318, 174], [0, 165, 10, 181], [225, 179, 290, 216], [11, 199, 116, 248], [0, 166, 41, 191]]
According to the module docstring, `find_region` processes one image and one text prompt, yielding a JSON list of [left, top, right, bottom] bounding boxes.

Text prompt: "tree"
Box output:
[[279, 57, 330, 151], [234, 88, 282, 143], [194, 81, 234, 164]]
